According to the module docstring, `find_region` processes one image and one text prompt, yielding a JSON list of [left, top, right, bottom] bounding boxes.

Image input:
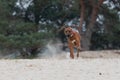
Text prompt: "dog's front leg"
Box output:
[[68, 42, 74, 59]]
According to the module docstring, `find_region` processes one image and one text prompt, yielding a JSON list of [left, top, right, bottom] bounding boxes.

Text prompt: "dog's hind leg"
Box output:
[[77, 47, 81, 58]]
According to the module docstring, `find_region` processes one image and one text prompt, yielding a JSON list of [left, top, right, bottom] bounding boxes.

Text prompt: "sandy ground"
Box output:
[[0, 50, 120, 80], [0, 59, 120, 80]]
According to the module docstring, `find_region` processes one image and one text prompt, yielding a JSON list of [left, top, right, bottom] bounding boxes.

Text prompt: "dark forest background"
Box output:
[[0, 0, 120, 58]]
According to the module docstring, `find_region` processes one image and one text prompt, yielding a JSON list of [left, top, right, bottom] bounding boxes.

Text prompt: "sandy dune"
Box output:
[[0, 59, 120, 80], [0, 50, 120, 80]]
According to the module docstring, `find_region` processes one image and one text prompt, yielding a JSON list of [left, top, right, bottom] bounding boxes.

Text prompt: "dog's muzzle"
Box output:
[[66, 34, 73, 38], [66, 34, 70, 38]]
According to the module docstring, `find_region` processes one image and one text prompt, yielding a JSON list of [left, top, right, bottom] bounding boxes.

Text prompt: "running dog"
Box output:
[[64, 27, 81, 59]]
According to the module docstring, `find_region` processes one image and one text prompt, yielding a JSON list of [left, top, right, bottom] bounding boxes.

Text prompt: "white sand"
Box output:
[[0, 59, 120, 80]]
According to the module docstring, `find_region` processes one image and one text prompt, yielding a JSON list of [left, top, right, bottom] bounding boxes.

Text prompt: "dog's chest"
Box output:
[[69, 37, 77, 46]]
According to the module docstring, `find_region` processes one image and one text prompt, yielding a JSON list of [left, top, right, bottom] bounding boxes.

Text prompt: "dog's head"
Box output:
[[64, 27, 73, 38]]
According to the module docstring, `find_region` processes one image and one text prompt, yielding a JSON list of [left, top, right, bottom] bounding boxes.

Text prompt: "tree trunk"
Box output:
[[78, 0, 85, 31], [80, 0, 104, 50]]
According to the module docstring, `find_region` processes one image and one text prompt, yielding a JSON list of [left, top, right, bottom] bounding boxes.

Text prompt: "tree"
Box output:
[[79, 0, 104, 50], [0, 0, 54, 58]]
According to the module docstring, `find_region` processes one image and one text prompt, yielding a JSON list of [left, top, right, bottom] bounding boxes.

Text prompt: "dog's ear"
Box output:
[[64, 28, 67, 35]]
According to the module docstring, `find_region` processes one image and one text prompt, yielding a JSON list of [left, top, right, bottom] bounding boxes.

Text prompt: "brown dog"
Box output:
[[64, 27, 81, 59]]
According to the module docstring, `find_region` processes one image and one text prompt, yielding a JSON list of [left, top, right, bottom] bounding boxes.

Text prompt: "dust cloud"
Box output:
[[37, 42, 70, 59]]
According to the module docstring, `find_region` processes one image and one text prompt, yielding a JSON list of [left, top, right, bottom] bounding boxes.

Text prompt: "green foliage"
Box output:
[[0, 20, 55, 49], [0, 0, 16, 19], [0, 32, 53, 49], [0, 21, 9, 34], [0, 20, 55, 56]]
